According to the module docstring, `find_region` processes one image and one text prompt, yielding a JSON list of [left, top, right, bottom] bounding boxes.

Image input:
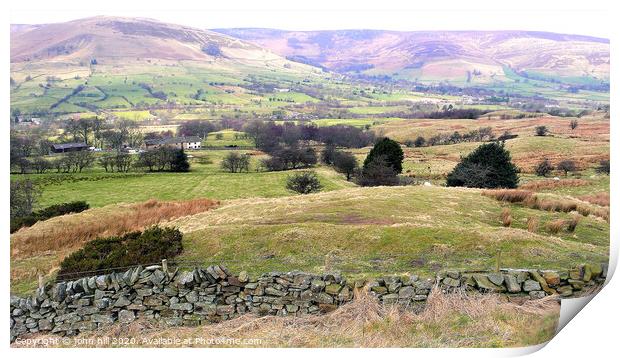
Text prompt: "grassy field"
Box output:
[[11, 184, 609, 295], [171, 185, 609, 279], [16, 150, 354, 208], [370, 115, 609, 178], [203, 129, 254, 147]]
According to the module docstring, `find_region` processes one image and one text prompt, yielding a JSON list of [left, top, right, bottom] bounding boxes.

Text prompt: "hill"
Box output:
[[10, 16, 325, 114], [213, 29, 610, 87]]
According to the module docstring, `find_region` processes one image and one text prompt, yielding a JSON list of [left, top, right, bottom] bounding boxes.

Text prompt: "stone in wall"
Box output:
[[10, 263, 608, 342]]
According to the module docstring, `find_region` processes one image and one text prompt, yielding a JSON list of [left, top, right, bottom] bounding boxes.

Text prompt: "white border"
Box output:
[[2, 0, 618, 356]]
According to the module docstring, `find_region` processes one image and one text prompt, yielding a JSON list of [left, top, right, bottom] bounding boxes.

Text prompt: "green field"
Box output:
[[15, 150, 355, 208], [203, 130, 254, 147], [161, 185, 609, 278]]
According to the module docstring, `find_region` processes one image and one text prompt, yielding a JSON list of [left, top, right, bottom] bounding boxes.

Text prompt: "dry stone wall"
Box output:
[[10, 263, 607, 342]]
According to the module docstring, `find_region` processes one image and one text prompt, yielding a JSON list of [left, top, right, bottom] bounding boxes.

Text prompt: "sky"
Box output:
[[7, 0, 613, 38]]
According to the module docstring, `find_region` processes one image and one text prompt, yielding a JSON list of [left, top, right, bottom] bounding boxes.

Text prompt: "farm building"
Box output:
[[144, 136, 202, 150], [51, 142, 89, 153]]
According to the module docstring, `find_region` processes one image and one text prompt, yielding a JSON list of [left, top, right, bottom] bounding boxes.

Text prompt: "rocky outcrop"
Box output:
[[10, 263, 607, 342]]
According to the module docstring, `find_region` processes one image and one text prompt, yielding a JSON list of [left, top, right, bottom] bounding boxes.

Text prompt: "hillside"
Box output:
[[214, 29, 610, 86], [11, 184, 609, 295], [10, 16, 325, 114], [11, 16, 298, 64]]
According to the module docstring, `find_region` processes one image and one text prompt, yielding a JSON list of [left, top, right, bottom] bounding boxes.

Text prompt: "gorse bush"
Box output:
[[447, 142, 519, 189], [286, 171, 323, 194], [10, 201, 89, 233], [58, 226, 183, 279]]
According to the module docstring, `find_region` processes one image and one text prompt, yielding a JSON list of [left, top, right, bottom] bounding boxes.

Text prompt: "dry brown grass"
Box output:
[[11, 198, 219, 259], [566, 215, 581, 233], [519, 179, 589, 191], [527, 217, 539, 233], [500, 208, 512, 227], [578, 192, 610, 207], [546, 219, 566, 234], [11, 290, 560, 348], [10, 198, 219, 293], [482, 190, 608, 222], [482, 189, 533, 203]]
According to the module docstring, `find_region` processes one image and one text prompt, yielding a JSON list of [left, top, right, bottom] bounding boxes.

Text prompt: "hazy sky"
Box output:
[[8, 1, 612, 38]]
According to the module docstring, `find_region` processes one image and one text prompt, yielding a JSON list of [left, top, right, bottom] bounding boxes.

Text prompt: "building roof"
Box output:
[[51, 142, 89, 150], [145, 136, 201, 146]]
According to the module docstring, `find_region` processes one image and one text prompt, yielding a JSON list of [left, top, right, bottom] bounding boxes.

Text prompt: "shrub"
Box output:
[[363, 137, 404, 174], [596, 160, 610, 175], [414, 136, 426, 147], [286, 171, 322, 194], [556, 160, 577, 176], [11, 201, 91, 233], [534, 159, 554, 177], [535, 125, 549, 136], [500, 208, 512, 227], [527, 217, 539, 233], [446, 142, 519, 188], [58, 226, 183, 280], [570, 119, 579, 130]]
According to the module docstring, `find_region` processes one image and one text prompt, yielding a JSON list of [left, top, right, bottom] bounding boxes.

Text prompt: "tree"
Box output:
[[535, 158, 554, 177], [98, 155, 116, 172], [596, 160, 610, 175], [321, 143, 337, 165], [363, 137, 404, 174], [114, 153, 133, 173], [570, 119, 579, 130], [414, 136, 426, 147], [31, 157, 52, 174], [535, 125, 549, 136], [356, 155, 400, 187], [72, 151, 95, 172], [170, 149, 190, 172], [556, 160, 577, 176], [10, 179, 40, 219], [221, 152, 250, 173], [136, 151, 157, 172], [446, 142, 519, 188], [286, 171, 322, 194], [332, 151, 357, 181], [178, 120, 217, 139]]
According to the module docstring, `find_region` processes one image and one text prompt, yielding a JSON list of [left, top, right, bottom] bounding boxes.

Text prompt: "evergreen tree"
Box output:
[[170, 149, 190, 172], [363, 137, 404, 174], [446, 142, 519, 188]]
